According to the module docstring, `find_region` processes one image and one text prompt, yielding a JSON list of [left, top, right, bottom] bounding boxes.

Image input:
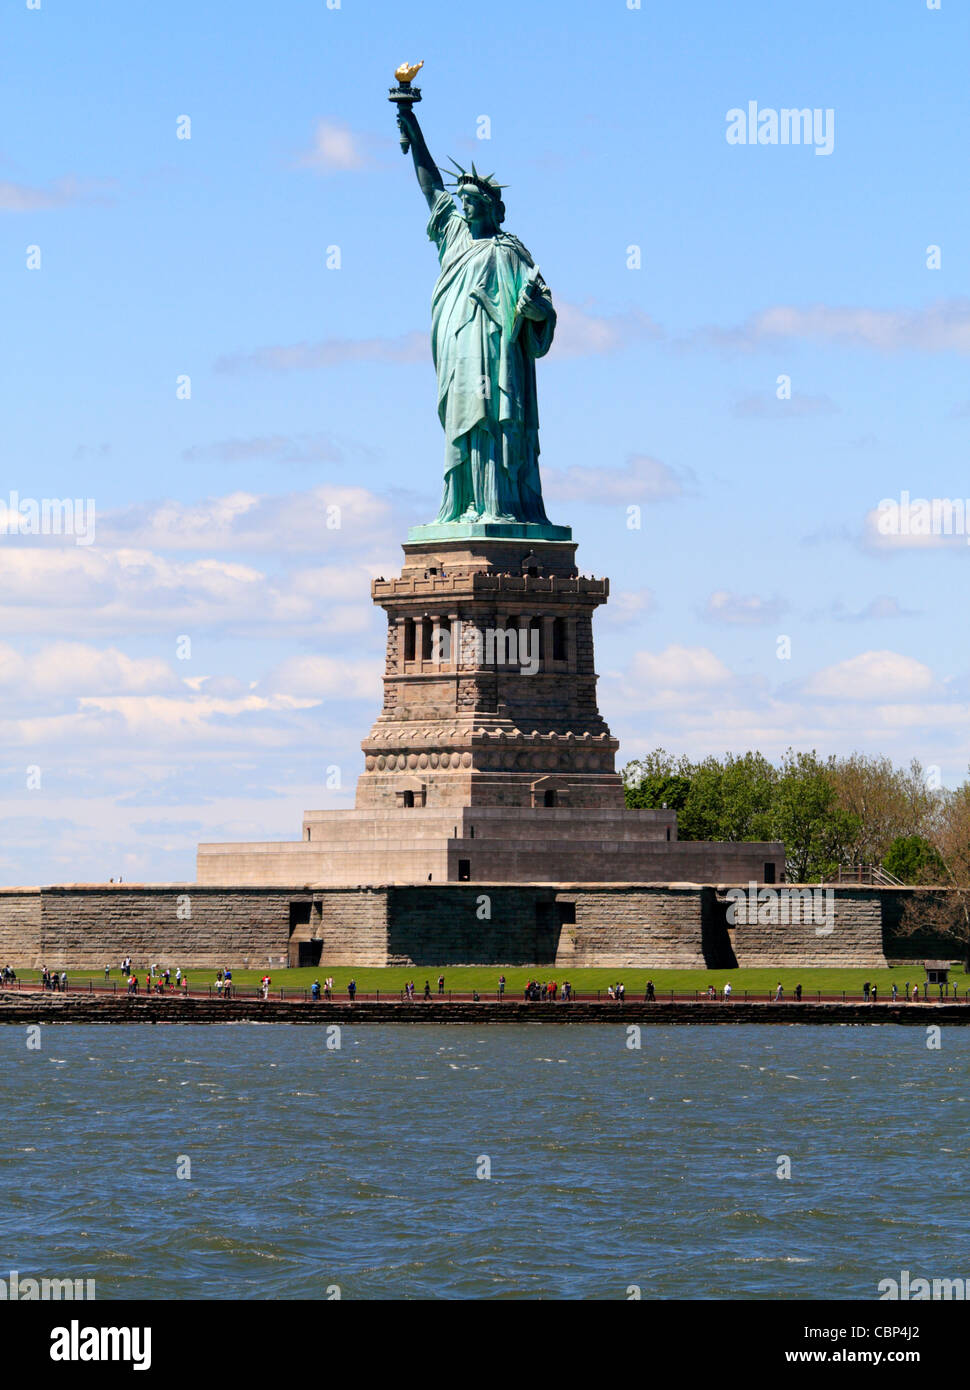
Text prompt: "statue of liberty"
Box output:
[[393, 81, 557, 528]]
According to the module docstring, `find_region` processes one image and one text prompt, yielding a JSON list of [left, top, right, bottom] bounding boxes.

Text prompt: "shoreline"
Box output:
[[2, 995, 967, 1026]]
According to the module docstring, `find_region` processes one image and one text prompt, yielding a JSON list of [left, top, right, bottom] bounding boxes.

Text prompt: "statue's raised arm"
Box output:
[[387, 63, 563, 535], [397, 104, 443, 210]]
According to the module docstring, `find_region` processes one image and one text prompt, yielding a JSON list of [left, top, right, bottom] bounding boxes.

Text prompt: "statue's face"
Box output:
[[460, 187, 493, 228]]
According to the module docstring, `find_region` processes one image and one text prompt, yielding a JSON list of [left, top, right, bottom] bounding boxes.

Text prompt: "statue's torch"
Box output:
[[388, 61, 424, 154]]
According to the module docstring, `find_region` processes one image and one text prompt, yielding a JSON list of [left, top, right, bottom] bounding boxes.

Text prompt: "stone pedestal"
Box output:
[[358, 535, 624, 811], [196, 532, 786, 889]]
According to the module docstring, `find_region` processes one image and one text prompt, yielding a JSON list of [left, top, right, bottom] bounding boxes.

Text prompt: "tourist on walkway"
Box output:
[[794, 984, 802, 1001], [892, 983, 898, 1002], [871, 984, 878, 1003], [775, 982, 784, 1002], [645, 980, 655, 1002], [437, 974, 445, 995], [498, 974, 505, 998], [325, 976, 333, 1001], [348, 978, 357, 1001], [863, 981, 871, 1002], [723, 982, 732, 1001], [424, 980, 432, 1000], [311, 980, 321, 1001]]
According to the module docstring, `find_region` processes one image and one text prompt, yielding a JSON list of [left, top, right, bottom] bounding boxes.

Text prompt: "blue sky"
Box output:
[[1, 0, 968, 883]]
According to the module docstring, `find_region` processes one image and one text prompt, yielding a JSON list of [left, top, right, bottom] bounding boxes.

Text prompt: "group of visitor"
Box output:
[[606, 982, 625, 1001], [40, 966, 67, 991], [124, 964, 189, 996], [523, 979, 573, 1001], [0, 965, 17, 987]]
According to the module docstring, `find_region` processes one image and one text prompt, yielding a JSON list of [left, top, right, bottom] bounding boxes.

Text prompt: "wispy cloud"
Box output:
[[215, 331, 427, 373], [294, 119, 387, 172], [544, 454, 694, 505], [0, 175, 116, 212], [732, 392, 840, 418], [701, 591, 788, 626], [552, 301, 663, 358], [695, 299, 970, 355]]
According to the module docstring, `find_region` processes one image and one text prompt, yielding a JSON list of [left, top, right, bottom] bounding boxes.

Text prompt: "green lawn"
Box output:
[[15, 963, 969, 1000]]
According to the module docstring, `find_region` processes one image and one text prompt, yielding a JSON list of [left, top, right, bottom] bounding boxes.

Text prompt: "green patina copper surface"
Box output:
[[393, 91, 566, 538]]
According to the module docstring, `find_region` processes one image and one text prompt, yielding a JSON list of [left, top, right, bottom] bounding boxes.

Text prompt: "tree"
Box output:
[[883, 834, 946, 885], [829, 754, 939, 865], [622, 749, 693, 815], [770, 749, 860, 882]]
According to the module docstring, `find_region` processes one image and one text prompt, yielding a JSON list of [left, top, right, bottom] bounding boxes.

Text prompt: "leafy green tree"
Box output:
[[622, 749, 694, 815], [770, 749, 860, 882], [883, 834, 946, 885]]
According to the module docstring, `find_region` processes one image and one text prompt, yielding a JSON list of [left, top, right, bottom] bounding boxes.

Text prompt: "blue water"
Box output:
[[0, 1023, 966, 1299]]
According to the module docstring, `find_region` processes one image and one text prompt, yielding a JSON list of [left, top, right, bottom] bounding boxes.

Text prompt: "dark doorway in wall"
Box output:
[[289, 902, 312, 934], [402, 790, 415, 807], [298, 940, 322, 967], [458, 859, 471, 881], [764, 862, 776, 884], [543, 789, 556, 807]]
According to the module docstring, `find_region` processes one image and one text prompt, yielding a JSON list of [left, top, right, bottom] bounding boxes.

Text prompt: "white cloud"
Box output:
[[733, 392, 839, 418], [700, 299, 970, 355], [551, 301, 663, 358], [296, 120, 381, 172], [702, 591, 788, 626], [545, 455, 692, 505], [0, 175, 115, 212], [100, 485, 398, 554], [798, 651, 937, 701], [215, 332, 427, 373], [264, 654, 382, 701]]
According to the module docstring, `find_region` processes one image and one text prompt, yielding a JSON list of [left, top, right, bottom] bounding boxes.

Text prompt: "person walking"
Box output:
[[775, 982, 784, 1002], [723, 982, 732, 1001], [437, 974, 445, 995]]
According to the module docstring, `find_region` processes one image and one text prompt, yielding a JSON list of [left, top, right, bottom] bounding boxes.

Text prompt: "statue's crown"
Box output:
[[445, 160, 507, 203]]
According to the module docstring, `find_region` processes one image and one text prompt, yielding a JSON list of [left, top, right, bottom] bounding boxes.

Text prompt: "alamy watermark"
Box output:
[[876, 492, 970, 544], [0, 1269, 96, 1300], [726, 883, 835, 935], [429, 622, 539, 675], [0, 492, 95, 546], [879, 1269, 970, 1300], [726, 102, 835, 156]]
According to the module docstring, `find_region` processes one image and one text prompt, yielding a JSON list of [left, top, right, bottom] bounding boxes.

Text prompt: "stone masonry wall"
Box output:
[[562, 887, 712, 969], [0, 881, 960, 972], [0, 890, 41, 967], [728, 886, 886, 967], [37, 886, 303, 970]]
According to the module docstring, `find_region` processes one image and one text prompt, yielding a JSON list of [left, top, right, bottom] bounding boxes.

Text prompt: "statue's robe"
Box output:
[[427, 190, 556, 524]]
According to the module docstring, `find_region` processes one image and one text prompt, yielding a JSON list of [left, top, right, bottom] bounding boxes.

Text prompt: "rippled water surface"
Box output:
[[1, 1023, 967, 1299]]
